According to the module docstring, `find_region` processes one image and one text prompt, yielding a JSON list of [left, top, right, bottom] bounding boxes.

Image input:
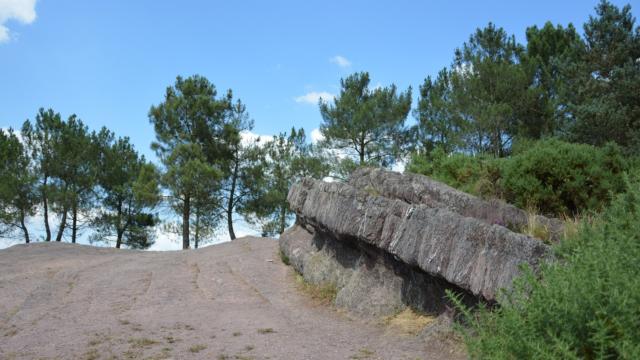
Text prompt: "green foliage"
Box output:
[[149, 75, 236, 163], [92, 134, 160, 249], [501, 139, 627, 215], [451, 22, 544, 157], [162, 143, 223, 248], [524, 21, 584, 135], [219, 100, 268, 240], [557, 1, 640, 152], [53, 114, 100, 243], [451, 178, 640, 359], [246, 128, 330, 236], [414, 68, 466, 154], [319, 72, 412, 167], [149, 75, 237, 248], [408, 139, 627, 217], [21, 109, 101, 243], [0, 129, 38, 242], [406, 147, 502, 198], [21, 108, 65, 242], [411, 2, 639, 157]]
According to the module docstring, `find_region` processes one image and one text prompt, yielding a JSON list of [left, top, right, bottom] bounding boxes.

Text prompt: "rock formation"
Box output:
[[280, 168, 556, 317], [348, 167, 564, 241]]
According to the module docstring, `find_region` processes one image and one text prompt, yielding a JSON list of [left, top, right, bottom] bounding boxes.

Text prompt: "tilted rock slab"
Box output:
[[288, 177, 552, 302], [348, 167, 564, 242]]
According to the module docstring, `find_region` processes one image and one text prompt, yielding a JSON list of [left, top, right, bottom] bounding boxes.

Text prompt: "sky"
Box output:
[[1, 0, 639, 249]]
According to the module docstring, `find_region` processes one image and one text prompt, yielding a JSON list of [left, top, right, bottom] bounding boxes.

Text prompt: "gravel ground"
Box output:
[[0, 237, 464, 359]]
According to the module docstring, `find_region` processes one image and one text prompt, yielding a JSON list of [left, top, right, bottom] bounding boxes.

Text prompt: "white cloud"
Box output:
[[294, 91, 335, 105], [330, 55, 351, 68], [240, 130, 272, 147], [0, 0, 37, 43], [310, 128, 324, 144]]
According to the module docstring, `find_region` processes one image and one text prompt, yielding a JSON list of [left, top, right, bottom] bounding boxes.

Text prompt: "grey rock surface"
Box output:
[[280, 224, 475, 317], [287, 176, 552, 302], [348, 167, 564, 241]]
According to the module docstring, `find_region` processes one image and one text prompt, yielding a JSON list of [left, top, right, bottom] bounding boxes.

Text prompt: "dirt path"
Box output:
[[0, 237, 463, 359]]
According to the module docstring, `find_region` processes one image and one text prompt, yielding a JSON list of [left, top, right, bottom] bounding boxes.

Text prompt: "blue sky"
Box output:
[[2, 0, 638, 162], [1, 0, 639, 249]]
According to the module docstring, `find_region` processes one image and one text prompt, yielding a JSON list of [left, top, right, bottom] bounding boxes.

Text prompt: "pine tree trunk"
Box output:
[[55, 209, 67, 242], [227, 158, 239, 240], [20, 208, 30, 244], [115, 201, 123, 249], [182, 195, 190, 249], [359, 135, 366, 165], [116, 228, 124, 249], [194, 211, 200, 249], [278, 204, 287, 235], [55, 184, 69, 242], [71, 200, 78, 244], [43, 176, 51, 242]]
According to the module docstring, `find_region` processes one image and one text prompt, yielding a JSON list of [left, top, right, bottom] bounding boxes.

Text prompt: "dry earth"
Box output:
[[0, 237, 464, 360]]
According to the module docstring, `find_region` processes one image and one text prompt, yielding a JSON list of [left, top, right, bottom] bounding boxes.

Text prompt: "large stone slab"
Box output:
[[348, 167, 564, 241], [287, 177, 552, 301]]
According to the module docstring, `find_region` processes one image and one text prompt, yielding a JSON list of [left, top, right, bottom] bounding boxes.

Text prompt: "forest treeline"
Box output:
[[0, 98, 329, 249], [1, 1, 639, 250]]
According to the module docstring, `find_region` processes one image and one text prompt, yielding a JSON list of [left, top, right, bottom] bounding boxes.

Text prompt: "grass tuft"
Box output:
[[295, 274, 337, 305], [188, 344, 207, 353], [384, 308, 436, 335], [279, 249, 290, 265]]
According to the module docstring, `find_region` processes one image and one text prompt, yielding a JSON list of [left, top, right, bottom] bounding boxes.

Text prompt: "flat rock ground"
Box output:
[[0, 237, 464, 360]]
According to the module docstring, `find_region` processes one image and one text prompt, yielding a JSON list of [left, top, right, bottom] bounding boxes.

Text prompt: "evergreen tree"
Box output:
[[93, 133, 160, 249], [451, 23, 539, 156], [219, 100, 267, 240], [560, 1, 640, 151], [49, 115, 96, 243], [0, 129, 38, 243], [21, 108, 63, 242], [319, 72, 412, 167], [248, 128, 329, 236], [162, 143, 222, 249], [149, 75, 236, 249], [525, 22, 584, 135], [414, 68, 466, 154]]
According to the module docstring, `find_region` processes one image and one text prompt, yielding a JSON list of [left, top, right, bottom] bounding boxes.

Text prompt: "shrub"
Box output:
[[407, 147, 502, 198], [451, 177, 640, 359], [501, 139, 627, 216]]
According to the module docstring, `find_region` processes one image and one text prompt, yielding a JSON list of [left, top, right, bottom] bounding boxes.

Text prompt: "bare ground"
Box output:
[[0, 237, 465, 360]]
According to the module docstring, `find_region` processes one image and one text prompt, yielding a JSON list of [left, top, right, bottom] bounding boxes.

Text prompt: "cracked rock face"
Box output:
[[286, 171, 553, 302], [348, 167, 565, 241]]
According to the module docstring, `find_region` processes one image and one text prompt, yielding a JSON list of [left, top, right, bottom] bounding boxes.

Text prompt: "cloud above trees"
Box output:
[[294, 91, 335, 105], [329, 55, 351, 68], [0, 0, 37, 43]]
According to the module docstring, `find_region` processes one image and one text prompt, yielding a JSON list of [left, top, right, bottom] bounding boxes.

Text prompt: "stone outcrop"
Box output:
[[280, 224, 477, 317], [283, 169, 555, 304], [348, 167, 564, 241]]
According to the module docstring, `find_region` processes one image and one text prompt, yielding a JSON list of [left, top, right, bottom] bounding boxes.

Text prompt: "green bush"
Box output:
[[451, 178, 640, 359], [407, 147, 502, 198], [408, 140, 627, 217], [501, 139, 627, 216]]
